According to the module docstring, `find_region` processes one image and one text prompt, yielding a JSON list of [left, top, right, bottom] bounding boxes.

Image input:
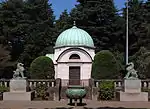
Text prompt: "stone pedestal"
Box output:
[[3, 78, 32, 101], [10, 79, 28, 92], [3, 92, 33, 101], [119, 79, 148, 101], [119, 91, 148, 101], [124, 79, 141, 93]]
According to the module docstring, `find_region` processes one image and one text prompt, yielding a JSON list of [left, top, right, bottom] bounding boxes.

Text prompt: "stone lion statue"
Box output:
[[13, 63, 25, 79], [124, 62, 138, 79]]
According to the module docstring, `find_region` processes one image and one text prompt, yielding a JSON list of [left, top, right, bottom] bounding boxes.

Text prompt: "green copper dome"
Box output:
[[55, 25, 94, 48]]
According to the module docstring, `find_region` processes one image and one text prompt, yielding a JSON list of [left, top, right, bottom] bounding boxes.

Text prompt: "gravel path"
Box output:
[[0, 100, 150, 109]]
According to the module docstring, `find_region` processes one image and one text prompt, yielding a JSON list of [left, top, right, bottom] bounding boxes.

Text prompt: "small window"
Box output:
[[69, 54, 80, 59]]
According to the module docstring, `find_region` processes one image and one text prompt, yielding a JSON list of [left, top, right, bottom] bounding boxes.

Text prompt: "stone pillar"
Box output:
[[89, 78, 99, 100], [54, 78, 61, 101], [89, 78, 93, 100]]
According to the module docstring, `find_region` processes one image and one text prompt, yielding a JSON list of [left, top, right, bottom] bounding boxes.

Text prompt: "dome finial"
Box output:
[[73, 21, 76, 26]]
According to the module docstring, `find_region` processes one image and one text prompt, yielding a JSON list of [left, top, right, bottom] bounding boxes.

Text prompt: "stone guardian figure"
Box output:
[[124, 62, 138, 79], [13, 63, 26, 79]]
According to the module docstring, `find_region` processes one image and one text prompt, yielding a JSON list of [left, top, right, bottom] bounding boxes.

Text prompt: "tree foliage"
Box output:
[[55, 9, 72, 33], [0, 0, 56, 68], [122, 0, 150, 55], [91, 50, 121, 79], [18, 0, 56, 67], [70, 0, 124, 52], [30, 56, 55, 79], [0, 0, 150, 78], [129, 47, 150, 79]]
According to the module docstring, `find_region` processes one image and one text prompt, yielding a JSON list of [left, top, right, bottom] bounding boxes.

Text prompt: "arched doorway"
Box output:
[[69, 54, 80, 85], [69, 66, 80, 85]]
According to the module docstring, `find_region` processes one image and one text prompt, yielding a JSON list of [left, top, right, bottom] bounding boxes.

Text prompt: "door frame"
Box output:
[[69, 66, 81, 85]]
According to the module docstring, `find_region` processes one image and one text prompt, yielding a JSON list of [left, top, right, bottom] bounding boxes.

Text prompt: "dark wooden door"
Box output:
[[69, 67, 80, 85]]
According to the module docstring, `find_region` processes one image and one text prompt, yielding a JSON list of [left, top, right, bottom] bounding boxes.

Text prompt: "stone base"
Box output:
[[118, 91, 148, 101], [3, 91, 34, 101], [124, 79, 141, 93], [10, 78, 28, 92]]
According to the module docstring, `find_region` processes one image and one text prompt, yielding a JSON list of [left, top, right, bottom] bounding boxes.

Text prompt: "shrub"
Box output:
[[98, 81, 114, 100], [0, 85, 9, 93], [92, 50, 121, 79], [35, 83, 48, 100], [30, 56, 55, 79]]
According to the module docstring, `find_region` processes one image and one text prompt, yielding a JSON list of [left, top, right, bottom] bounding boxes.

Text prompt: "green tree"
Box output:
[[0, 44, 16, 78], [0, 0, 28, 60], [144, 0, 150, 49], [55, 9, 72, 33], [30, 56, 55, 79], [122, 0, 150, 55], [91, 50, 121, 79], [129, 47, 150, 79], [70, 0, 124, 52], [18, 0, 56, 67]]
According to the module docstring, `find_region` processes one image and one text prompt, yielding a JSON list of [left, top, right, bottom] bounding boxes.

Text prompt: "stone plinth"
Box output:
[[10, 79, 28, 92], [119, 91, 148, 101], [3, 78, 32, 101], [3, 92, 33, 101], [119, 79, 148, 101], [124, 79, 141, 93]]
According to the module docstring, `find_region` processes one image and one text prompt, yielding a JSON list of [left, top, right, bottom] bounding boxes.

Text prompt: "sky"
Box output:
[[50, 0, 126, 19]]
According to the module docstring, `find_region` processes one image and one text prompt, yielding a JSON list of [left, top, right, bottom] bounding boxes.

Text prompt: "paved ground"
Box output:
[[1, 100, 150, 109]]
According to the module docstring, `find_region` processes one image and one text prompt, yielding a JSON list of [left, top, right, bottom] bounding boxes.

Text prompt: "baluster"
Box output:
[[114, 81, 117, 88], [47, 82, 50, 87], [0, 81, 2, 86], [29, 82, 32, 87], [4, 82, 7, 87], [144, 82, 147, 88], [118, 82, 121, 87], [148, 82, 150, 89], [96, 82, 99, 87], [52, 82, 54, 87], [34, 82, 36, 87]]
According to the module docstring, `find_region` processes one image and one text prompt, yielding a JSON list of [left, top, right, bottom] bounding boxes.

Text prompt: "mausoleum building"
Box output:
[[46, 23, 95, 86]]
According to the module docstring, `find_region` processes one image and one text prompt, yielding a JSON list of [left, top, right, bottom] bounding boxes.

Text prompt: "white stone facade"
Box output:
[[46, 47, 95, 86]]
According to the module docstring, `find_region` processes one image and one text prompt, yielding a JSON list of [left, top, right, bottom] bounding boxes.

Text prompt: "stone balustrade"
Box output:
[[1, 79, 150, 90], [61, 79, 90, 86], [94, 79, 150, 90], [0, 79, 56, 88]]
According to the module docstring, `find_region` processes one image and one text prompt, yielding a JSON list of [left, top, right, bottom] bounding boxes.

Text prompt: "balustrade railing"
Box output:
[[1, 79, 150, 90], [61, 79, 89, 86], [94, 79, 150, 90], [0, 79, 56, 88]]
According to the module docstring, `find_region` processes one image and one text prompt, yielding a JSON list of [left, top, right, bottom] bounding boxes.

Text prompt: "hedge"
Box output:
[[30, 56, 55, 79]]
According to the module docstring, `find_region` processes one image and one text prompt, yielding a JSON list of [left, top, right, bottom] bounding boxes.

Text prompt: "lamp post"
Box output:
[[125, 0, 129, 65]]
